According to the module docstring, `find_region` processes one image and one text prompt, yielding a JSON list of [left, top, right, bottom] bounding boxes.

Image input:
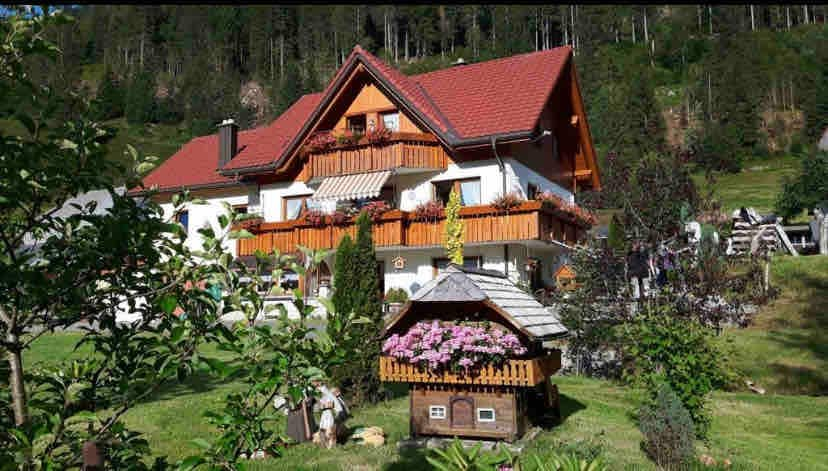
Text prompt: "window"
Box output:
[[346, 114, 366, 134], [429, 405, 446, 419], [527, 183, 540, 200], [433, 178, 481, 207], [476, 408, 496, 422], [433, 256, 482, 278], [176, 210, 189, 232], [282, 196, 307, 221], [279, 270, 300, 291], [381, 112, 400, 132]]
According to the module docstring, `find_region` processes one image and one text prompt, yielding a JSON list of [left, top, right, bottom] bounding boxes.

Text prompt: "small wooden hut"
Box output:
[[379, 265, 568, 441]]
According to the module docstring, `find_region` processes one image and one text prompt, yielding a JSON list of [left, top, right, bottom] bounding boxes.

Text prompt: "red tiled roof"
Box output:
[[413, 46, 572, 138], [222, 93, 322, 171], [136, 93, 321, 192], [140, 45, 574, 191]]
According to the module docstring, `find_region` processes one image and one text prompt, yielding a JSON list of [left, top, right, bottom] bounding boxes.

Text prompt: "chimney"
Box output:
[[218, 118, 238, 168]]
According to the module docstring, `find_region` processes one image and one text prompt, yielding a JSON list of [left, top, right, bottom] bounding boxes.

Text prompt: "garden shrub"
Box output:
[[639, 382, 696, 469], [624, 309, 728, 436]]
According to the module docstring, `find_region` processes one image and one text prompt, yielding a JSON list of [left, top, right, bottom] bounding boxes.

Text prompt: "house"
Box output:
[[132, 44, 601, 313], [379, 264, 567, 441]]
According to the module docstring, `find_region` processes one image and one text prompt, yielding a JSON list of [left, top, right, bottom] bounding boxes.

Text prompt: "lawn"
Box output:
[[721, 255, 828, 396], [692, 155, 799, 216], [24, 331, 828, 470]]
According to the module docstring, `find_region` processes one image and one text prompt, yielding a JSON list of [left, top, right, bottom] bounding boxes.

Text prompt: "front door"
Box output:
[[450, 397, 474, 428]]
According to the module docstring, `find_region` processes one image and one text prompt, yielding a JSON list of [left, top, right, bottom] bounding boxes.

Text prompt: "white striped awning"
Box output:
[[310, 170, 392, 202]]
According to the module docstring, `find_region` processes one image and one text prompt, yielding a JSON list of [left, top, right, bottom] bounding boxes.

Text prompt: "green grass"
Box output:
[[722, 255, 828, 396], [23, 333, 828, 470], [692, 155, 799, 215]]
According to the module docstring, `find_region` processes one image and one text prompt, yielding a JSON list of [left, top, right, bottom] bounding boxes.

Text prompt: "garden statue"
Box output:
[[312, 380, 349, 449]]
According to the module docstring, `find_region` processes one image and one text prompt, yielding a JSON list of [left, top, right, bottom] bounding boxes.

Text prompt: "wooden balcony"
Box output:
[[237, 202, 587, 256], [302, 132, 449, 180], [378, 353, 561, 386]]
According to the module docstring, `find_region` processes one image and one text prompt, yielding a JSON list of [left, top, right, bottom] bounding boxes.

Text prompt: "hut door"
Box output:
[[450, 397, 474, 428]]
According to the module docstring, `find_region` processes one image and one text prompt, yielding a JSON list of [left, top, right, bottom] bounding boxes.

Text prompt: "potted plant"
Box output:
[[304, 208, 327, 228], [367, 127, 392, 144], [237, 213, 264, 230], [361, 200, 390, 222], [491, 192, 523, 212], [413, 199, 444, 222], [330, 209, 351, 226], [306, 131, 336, 152], [336, 128, 362, 146], [384, 288, 409, 314]]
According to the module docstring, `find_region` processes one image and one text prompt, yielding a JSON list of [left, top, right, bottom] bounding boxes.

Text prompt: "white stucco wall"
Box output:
[[160, 191, 249, 257], [377, 243, 563, 297], [506, 159, 574, 204], [395, 159, 573, 211]]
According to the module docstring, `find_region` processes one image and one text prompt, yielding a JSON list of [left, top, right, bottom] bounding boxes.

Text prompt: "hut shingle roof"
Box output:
[[405, 265, 568, 340]]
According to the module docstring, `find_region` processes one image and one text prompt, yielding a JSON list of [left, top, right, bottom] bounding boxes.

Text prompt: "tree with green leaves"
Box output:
[[92, 69, 125, 120], [775, 151, 828, 222], [0, 10, 233, 467], [803, 53, 828, 142], [124, 70, 155, 124], [444, 188, 464, 264], [0, 11, 353, 469], [331, 234, 356, 318]]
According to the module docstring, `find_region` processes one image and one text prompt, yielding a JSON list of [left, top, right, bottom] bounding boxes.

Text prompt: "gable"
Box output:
[[332, 82, 425, 134]]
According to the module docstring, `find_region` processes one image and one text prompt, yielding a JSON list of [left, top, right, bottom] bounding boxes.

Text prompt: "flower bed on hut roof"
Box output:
[[382, 320, 527, 374]]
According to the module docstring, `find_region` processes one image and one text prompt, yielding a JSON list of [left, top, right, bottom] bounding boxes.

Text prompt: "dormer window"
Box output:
[[346, 114, 366, 134], [381, 112, 399, 132]]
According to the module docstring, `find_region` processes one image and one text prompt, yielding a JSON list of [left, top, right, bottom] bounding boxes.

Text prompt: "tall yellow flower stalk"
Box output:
[[444, 188, 464, 265]]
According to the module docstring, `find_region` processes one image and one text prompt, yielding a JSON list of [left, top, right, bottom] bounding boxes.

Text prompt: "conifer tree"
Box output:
[[124, 70, 155, 125], [804, 57, 828, 142], [332, 211, 383, 404], [93, 69, 124, 120], [331, 234, 355, 319], [444, 188, 464, 264]]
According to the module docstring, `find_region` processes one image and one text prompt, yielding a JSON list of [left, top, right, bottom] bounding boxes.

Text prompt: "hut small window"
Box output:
[[477, 408, 496, 422], [429, 406, 447, 419]]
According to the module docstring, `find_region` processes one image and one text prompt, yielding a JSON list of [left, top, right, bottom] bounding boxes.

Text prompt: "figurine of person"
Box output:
[[312, 380, 349, 449]]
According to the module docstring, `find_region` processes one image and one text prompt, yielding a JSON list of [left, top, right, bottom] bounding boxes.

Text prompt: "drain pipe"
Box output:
[[490, 135, 508, 197], [491, 136, 509, 278]]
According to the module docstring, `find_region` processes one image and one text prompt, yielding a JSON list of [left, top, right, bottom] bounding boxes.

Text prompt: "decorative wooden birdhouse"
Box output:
[[379, 264, 568, 442], [551, 253, 577, 291]]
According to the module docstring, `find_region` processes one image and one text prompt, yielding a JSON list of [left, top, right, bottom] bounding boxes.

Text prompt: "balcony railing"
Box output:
[[378, 353, 561, 386], [301, 132, 449, 180], [236, 201, 587, 256]]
